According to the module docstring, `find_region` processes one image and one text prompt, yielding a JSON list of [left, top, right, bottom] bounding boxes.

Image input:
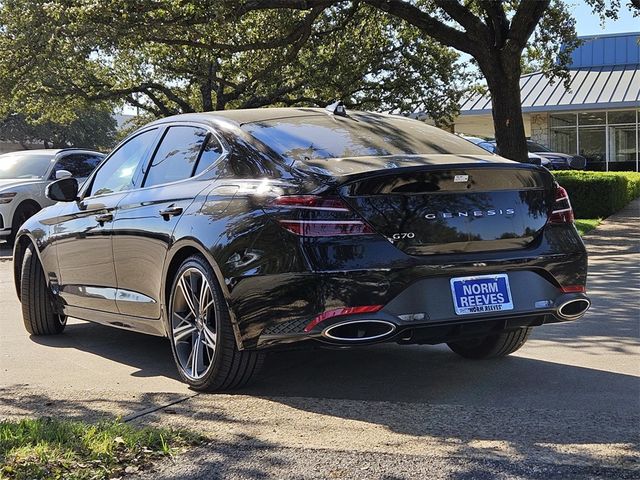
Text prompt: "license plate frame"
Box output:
[[450, 273, 514, 316]]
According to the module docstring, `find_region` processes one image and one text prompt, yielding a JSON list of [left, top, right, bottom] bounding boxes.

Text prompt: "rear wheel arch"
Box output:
[[162, 240, 243, 347]]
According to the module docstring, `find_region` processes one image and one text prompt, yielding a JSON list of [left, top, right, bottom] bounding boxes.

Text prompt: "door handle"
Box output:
[[159, 206, 183, 220], [95, 213, 113, 225]]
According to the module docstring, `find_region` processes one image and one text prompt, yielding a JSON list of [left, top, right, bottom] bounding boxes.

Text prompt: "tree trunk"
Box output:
[[483, 57, 529, 163]]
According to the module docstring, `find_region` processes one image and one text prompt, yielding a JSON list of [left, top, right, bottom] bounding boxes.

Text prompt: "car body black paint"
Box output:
[[13, 109, 588, 352]]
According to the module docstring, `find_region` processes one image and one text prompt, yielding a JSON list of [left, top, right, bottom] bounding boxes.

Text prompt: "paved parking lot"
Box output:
[[1, 202, 638, 479]]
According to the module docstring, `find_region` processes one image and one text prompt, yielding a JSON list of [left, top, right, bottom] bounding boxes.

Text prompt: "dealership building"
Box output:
[[455, 32, 639, 171]]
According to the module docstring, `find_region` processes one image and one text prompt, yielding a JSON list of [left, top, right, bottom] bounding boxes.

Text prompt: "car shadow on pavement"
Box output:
[[5, 322, 639, 478], [28, 321, 181, 381]]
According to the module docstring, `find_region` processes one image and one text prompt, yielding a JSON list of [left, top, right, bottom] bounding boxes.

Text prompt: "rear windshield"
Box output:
[[242, 113, 487, 163]]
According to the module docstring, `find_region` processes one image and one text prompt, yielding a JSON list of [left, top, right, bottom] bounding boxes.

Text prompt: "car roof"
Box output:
[[146, 107, 409, 128], [0, 148, 103, 157]]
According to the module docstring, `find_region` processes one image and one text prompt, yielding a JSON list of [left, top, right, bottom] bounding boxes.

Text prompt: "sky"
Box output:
[[569, 1, 638, 36]]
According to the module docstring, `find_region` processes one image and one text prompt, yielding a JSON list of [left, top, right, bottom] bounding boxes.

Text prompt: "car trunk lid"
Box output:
[[331, 160, 555, 255]]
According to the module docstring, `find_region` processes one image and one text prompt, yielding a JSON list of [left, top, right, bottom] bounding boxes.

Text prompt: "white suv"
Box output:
[[0, 149, 104, 243]]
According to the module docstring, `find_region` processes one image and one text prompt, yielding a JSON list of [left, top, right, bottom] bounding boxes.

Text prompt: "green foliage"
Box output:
[[0, 106, 117, 150], [574, 219, 602, 236], [553, 171, 640, 219], [0, 417, 203, 480], [0, 1, 465, 124]]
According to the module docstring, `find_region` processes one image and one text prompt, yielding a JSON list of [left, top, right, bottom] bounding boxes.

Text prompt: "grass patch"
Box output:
[[575, 219, 601, 236], [0, 417, 203, 479]]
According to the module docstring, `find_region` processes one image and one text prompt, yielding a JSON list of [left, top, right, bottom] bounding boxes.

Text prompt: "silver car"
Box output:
[[0, 148, 104, 242]]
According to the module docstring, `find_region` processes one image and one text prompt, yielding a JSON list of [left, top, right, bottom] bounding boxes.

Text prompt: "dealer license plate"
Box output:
[[450, 274, 514, 316]]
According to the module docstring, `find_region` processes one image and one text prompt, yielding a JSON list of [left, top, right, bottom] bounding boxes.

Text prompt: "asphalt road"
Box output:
[[0, 215, 638, 479]]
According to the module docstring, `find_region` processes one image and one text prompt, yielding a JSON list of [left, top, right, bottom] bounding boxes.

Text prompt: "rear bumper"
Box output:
[[254, 283, 589, 349], [228, 225, 588, 350]]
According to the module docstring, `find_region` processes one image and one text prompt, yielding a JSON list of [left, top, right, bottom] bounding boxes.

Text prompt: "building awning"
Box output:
[[460, 64, 640, 115]]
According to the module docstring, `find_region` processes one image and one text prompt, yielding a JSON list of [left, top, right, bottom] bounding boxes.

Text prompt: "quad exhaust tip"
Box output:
[[323, 319, 396, 342], [557, 297, 591, 319]]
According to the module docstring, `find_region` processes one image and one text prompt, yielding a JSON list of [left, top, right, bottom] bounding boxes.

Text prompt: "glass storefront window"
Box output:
[[548, 110, 638, 171], [579, 126, 606, 170], [608, 110, 636, 125], [550, 113, 576, 127], [609, 125, 637, 171], [550, 128, 577, 155], [578, 111, 607, 126]]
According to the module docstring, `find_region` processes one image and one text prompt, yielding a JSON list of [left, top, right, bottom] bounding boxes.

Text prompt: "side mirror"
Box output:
[[528, 156, 542, 166], [55, 169, 73, 180], [569, 155, 586, 170], [46, 177, 79, 202]]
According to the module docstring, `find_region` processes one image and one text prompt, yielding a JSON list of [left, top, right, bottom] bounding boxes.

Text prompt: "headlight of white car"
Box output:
[[0, 192, 17, 204]]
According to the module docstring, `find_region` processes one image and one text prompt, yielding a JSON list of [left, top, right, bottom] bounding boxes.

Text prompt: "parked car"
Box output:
[[13, 107, 590, 391], [0, 149, 105, 243], [526, 140, 586, 170], [460, 135, 551, 168]]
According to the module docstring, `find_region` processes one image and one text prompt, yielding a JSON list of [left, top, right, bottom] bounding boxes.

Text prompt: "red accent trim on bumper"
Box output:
[[303, 305, 384, 332], [560, 285, 586, 293]]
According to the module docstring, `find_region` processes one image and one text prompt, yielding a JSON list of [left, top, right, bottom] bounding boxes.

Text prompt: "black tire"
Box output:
[[168, 254, 263, 391], [20, 243, 66, 335], [447, 327, 532, 359], [8, 203, 40, 245]]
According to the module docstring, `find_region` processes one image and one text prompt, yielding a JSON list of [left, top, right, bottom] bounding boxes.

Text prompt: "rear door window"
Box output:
[[143, 126, 209, 187], [194, 135, 224, 176]]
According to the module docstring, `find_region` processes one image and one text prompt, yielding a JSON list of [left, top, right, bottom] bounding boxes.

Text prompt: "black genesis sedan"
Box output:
[[13, 106, 590, 391]]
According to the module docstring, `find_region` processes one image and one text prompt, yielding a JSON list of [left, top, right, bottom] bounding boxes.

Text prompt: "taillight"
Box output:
[[549, 185, 575, 224], [271, 195, 374, 236]]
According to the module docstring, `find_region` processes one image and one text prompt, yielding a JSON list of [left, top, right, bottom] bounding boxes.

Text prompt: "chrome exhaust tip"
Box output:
[[556, 296, 591, 319], [322, 320, 396, 342]]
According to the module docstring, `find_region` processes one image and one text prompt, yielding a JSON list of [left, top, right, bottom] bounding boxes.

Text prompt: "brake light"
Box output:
[[303, 305, 384, 332], [549, 185, 574, 224], [272, 195, 374, 236]]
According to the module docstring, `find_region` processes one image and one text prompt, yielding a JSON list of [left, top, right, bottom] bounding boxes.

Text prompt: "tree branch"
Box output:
[[508, 0, 551, 51]]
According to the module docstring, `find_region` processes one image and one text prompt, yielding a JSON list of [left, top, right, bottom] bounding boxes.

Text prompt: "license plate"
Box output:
[[450, 274, 514, 315]]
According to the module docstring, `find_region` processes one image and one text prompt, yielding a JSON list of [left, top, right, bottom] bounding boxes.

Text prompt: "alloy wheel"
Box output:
[[170, 267, 218, 380]]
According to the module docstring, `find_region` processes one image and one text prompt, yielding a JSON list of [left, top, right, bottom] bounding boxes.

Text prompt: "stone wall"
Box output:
[[529, 113, 549, 146]]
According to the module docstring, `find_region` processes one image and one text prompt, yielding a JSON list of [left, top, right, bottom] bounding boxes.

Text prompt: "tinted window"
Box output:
[[242, 113, 486, 163], [90, 129, 157, 196], [194, 135, 224, 176], [143, 126, 208, 187], [527, 141, 551, 153], [0, 152, 52, 179], [51, 154, 103, 179]]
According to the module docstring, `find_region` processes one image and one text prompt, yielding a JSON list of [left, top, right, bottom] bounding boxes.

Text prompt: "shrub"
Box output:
[[553, 171, 640, 219]]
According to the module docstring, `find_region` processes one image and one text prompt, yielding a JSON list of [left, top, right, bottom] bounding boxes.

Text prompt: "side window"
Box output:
[[51, 154, 103, 179], [194, 135, 224, 176], [143, 126, 208, 187], [89, 129, 157, 197]]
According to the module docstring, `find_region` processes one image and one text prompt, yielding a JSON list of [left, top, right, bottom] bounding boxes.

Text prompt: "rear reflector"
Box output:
[[303, 305, 384, 332], [272, 195, 374, 236], [560, 285, 586, 293], [549, 185, 575, 224]]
